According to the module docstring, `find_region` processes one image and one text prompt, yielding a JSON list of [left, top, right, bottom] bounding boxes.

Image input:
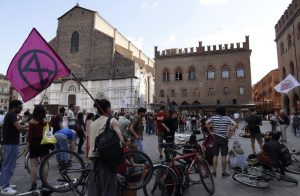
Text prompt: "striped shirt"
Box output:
[[207, 115, 234, 138]]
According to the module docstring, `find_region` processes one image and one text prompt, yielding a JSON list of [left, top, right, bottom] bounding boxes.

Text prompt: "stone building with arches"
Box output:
[[154, 36, 252, 115], [21, 5, 154, 112], [275, 0, 300, 114]]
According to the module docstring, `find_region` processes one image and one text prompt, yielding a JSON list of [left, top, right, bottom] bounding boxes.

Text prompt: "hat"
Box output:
[[233, 140, 241, 148]]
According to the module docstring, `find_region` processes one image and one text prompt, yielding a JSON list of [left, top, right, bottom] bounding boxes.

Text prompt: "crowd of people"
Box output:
[[0, 99, 296, 195]]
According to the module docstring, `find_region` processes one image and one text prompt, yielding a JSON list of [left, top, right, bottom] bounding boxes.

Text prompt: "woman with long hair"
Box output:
[[28, 105, 52, 191], [76, 112, 85, 154]]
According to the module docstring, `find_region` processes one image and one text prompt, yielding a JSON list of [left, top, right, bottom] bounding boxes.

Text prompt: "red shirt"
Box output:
[[156, 111, 167, 133]]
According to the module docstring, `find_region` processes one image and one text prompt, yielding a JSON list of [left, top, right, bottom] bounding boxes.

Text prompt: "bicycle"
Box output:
[[232, 162, 298, 188], [150, 141, 215, 196], [38, 149, 154, 196], [285, 149, 300, 175]]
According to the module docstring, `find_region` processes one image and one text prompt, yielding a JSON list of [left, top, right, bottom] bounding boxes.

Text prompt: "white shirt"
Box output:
[[67, 110, 76, 126], [234, 113, 240, 119], [0, 114, 4, 125]]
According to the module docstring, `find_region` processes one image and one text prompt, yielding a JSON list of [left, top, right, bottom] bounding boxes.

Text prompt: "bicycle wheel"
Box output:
[[262, 169, 298, 185], [149, 164, 178, 196], [197, 160, 215, 194], [187, 164, 201, 184], [233, 173, 269, 188], [119, 151, 154, 190], [285, 155, 300, 175], [279, 174, 298, 185], [39, 150, 86, 193]]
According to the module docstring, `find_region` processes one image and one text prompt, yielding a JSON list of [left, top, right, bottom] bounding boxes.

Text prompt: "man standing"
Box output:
[[67, 104, 77, 130], [155, 106, 168, 159], [245, 108, 263, 154], [191, 114, 197, 133], [50, 107, 66, 134], [0, 100, 27, 195], [118, 112, 131, 141], [130, 108, 147, 152], [205, 107, 237, 177], [277, 110, 289, 142], [233, 112, 240, 127]]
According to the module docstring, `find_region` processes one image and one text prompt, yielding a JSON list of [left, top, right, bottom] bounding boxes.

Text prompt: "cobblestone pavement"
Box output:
[[9, 121, 300, 196]]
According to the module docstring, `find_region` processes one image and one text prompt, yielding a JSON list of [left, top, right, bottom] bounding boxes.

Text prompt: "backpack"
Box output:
[[278, 143, 292, 167], [94, 117, 124, 169]]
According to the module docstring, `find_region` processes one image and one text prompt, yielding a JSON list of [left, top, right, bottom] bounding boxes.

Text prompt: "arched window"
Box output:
[[162, 69, 170, 81], [239, 86, 245, 95], [68, 85, 77, 92], [290, 61, 295, 75], [236, 65, 245, 78], [224, 87, 229, 95], [70, 31, 79, 53], [208, 88, 214, 96], [280, 42, 284, 55], [221, 65, 230, 79], [207, 66, 215, 79], [282, 67, 286, 79], [288, 34, 292, 49], [175, 68, 183, 81], [188, 66, 196, 80]]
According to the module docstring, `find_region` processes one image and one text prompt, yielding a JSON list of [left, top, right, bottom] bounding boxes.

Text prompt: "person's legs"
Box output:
[[212, 144, 220, 174], [0, 145, 18, 189], [134, 138, 143, 152], [158, 135, 163, 158], [78, 135, 84, 153], [250, 133, 256, 154], [256, 134, 263, 150], [30, 158, 39, 189], [220, 142, 229, 176]]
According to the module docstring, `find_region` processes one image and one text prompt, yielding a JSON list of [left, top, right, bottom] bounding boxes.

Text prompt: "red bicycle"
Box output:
[[150, 142, 215, 196]]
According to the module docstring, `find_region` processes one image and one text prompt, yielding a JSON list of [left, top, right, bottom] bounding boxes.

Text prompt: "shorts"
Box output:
[[158, 133, 164, 145], [212, 135, 228, 157], [250, 132, 263, 144]]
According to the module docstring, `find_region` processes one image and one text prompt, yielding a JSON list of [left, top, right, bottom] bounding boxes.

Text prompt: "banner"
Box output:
[[274, 74, 300, 94], [6, 28, 71, 102]]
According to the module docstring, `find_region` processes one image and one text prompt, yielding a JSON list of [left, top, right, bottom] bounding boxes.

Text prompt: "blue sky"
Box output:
[[0, 0, 291, 83]]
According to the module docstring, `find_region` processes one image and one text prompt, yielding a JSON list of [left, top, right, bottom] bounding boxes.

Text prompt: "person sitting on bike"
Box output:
[[54, 128, 76, 168], [228, 140, 247, 170], [258, 131, 283, 172]]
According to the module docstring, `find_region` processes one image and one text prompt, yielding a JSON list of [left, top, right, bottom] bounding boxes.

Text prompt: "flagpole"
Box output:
[[39, 88, 48, 105], [71, 73, 105, 115]]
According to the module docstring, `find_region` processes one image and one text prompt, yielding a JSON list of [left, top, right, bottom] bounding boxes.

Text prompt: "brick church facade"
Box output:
[[22, 5, 154, 112]]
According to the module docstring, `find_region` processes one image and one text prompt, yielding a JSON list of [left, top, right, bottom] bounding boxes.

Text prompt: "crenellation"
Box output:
[[275, 0, 300, 36], [154, 36, 250, 57]]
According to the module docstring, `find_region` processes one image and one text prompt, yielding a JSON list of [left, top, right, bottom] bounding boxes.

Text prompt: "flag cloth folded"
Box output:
[[274, 74, 300, 94], [6, 28, 71, 102]]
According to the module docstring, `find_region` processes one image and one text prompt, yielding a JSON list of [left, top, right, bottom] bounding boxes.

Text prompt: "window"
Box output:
[[236, 66, 245, 78], [175, 69, 183, 81], [208, 88, 214, 96], [239, 86, 245, 95], [68, 85, 77, 92], [70, 31, 79, 53], [193, 88, 199, 96], [280, 42, 284, 55], [188, 67, 196, 80], [223, 87, 229, 95], [162, 70, 170, 81], [288, 34, 292, 49], [290, 61, 295, 75], [282, 67, 286, 79], [207, 66, 215, 79], [182, 89, 188, 97], [221, 65, 230, 79], [160, 90, 165, 98], [233, 99, 237, 105], [171, 90, 176, 97], [217, 99, 220, 104]]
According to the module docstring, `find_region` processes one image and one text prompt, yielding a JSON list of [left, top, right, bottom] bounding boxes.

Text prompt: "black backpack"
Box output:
[[278, 143, 292, 167], [94, 117, 124, 169]]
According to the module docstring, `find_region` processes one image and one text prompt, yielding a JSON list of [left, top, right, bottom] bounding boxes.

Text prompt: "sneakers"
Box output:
[[1, 186, 17, 195]]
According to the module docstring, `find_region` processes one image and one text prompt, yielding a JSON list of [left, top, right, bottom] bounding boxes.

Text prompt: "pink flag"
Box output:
[[6, 28, 71, 102]]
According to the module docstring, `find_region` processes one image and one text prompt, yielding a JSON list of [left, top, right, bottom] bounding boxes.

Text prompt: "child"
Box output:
[[228, 141, 247, 169]]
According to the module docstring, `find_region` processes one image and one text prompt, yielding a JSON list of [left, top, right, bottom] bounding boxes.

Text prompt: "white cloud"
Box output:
[[141, 1, 160, 8], [127, 37, 144, 49], [199, 0, 227, 6]]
